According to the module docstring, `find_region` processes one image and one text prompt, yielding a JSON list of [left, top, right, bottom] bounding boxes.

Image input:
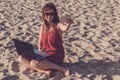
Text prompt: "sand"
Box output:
[[0, 0, 120, 80]]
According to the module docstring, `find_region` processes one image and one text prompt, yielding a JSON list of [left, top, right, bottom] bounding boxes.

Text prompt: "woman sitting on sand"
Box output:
[[18, 2, 73, 77]]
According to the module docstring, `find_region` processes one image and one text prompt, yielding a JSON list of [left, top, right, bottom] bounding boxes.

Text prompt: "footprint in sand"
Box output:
[[1, 75, 19, 80], [10, 61, 20, 73]]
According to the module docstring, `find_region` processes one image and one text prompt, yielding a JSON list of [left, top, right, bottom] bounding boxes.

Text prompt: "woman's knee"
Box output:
[[18, 55, 23, 63], [30, 60, 38, 68], [18, 55, 30, 64]]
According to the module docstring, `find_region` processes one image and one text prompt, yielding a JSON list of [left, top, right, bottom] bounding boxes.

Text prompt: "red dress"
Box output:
[[41, 26, 65, 65]]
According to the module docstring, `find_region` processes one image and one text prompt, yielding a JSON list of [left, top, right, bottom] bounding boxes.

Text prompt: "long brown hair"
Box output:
[[42, 2, 60, 32]]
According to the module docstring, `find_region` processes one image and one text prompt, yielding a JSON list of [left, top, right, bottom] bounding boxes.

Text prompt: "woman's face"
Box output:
[[44, 9, 54, 23]]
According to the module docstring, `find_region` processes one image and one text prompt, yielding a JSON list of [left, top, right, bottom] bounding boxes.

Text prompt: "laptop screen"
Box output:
[[13, 39, 35, 60]]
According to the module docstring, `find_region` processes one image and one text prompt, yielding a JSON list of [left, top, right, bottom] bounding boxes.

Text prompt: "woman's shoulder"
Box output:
[[57, 22, 67, 32], [56, 23, 63, 34], [56, 23, 63, 29], [40, 23, 45, 30], [56, 23, 61, 30]]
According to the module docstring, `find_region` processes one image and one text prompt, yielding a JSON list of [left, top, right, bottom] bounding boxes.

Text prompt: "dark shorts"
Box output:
[[46, 52, 65, 65]]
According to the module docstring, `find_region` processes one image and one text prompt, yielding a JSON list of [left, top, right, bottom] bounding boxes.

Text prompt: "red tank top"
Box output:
[[41, 26, 64, 55]]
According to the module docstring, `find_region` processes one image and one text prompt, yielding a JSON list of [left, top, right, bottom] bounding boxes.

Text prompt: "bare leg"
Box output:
[[30, 59, 69, 76], [18, 55, 52, 77], [18, 55, 69, 76], [18, 55, 31, 68]]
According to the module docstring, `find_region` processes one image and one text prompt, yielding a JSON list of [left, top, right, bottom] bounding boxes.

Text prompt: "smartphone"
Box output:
[[60, 14, 71, 24]]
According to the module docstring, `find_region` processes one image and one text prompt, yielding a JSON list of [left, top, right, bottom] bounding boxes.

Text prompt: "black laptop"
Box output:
[[13, 39, 50, 61]]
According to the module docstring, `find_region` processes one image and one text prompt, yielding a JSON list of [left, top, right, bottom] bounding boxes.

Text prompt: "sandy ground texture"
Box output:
[[0, 0, 120, 80]]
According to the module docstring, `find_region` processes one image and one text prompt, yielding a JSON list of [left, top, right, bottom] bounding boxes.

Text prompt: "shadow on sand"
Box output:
[[62, 58, 120, 80]]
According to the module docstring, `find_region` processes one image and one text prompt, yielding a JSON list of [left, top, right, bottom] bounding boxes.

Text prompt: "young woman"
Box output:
[[18, 2, 73, 77]]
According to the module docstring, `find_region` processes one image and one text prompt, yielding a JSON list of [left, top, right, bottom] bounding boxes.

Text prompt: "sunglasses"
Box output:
[[44, 12, 54, 16]]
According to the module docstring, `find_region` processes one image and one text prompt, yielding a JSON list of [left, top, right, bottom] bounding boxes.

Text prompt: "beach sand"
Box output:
[[0, 0, 120, 80]]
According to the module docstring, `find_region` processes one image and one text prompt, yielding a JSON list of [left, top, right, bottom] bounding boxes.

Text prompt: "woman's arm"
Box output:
[[58, 19, 73, 32], [38, 25, 43, 51]]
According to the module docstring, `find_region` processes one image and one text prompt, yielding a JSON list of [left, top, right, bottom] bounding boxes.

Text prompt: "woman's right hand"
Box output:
[[38, 48, 42, 51], [38, 45, 44, 52], [38, 43, 42, 51]]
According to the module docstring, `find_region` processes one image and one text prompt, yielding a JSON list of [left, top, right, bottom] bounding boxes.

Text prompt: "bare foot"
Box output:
[[64, 68, 70, 76], [45, 70, 54, 77]]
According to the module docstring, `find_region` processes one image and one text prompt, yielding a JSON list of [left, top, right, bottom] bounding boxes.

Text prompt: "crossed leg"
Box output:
[[18, 55, 69, 77]]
